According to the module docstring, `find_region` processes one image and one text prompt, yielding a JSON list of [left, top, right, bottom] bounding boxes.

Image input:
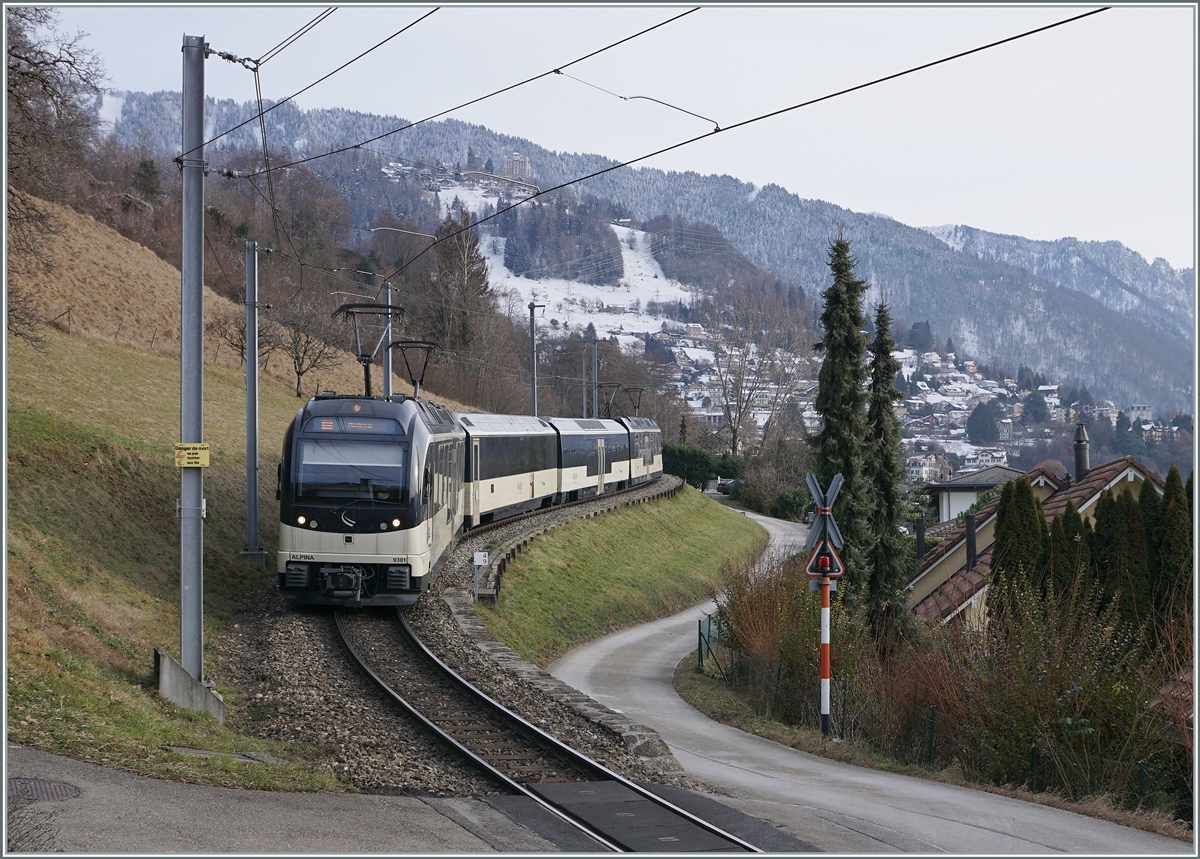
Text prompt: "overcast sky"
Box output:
[[50, 3, 1197, 270]]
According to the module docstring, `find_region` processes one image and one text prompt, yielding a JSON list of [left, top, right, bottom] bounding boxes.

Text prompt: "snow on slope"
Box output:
[[442, 184, 709, 359]]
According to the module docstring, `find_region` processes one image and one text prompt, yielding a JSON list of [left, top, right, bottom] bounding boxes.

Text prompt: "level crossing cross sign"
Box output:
[[803, 473, 845, 579]]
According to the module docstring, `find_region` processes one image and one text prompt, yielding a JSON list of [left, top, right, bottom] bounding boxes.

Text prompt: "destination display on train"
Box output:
[[306, 417, 400, 434]]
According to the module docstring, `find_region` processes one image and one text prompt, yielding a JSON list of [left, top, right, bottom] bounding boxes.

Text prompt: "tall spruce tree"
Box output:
[[863, 303, 908, 639], [991, 477, 1046, 584], [811, 231, 870, 596], [1156, 464, 1192, 617], [1116, 490, 1151, 628], [1138, 476, 1162, 593]]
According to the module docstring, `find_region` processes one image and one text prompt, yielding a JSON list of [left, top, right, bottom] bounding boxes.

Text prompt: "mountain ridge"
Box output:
[[102, 91, 1195, 412]]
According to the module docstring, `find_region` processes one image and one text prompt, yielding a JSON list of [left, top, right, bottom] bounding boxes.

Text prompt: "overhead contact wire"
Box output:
[[256, 7, 337, 66], [379, 5, 1110, 282], [197, 8, 438, 154], [245, 7, 701, 177]]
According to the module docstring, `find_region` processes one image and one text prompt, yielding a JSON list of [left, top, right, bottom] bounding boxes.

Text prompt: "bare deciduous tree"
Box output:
[[273, 297, 345, 397], [206, 304, 282, 367], [704, 289, 809, 455], [6, 8, 104, 262]]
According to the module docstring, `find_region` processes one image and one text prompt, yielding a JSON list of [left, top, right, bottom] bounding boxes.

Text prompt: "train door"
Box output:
[[596, 438, 606, 495], [471, 438, 480, 525]]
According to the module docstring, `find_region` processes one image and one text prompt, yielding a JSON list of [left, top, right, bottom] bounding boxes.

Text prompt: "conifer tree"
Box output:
[[991, 477, 1045, 584], [1156, 463, 1192, 617], [863, 302, 907, 639], [1138, 476, 1162, 590], [1047, 515, 1072, 598], [1059, 499, 1091, 594], [1116, 490, 1150, 628], [811, 231, 870, 594]]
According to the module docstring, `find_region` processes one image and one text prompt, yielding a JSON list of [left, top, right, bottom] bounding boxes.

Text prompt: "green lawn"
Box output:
[[477, 486, 767, 666]]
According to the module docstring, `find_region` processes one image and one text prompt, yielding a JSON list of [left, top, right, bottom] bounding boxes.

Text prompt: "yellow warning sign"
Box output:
[[174, 443, 211, 468]]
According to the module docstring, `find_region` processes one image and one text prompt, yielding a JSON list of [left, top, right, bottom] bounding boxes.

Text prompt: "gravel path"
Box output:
[[215, 478, 700, 797]]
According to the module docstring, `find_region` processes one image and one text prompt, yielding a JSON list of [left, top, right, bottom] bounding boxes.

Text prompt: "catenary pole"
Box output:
[[382, 282, 392, 399], [581, 350, 587, 417], [528, 301, 543, 415], [179, 34, 207, 680], [591, 339, 598, 419], [243, 241, 263, 561]]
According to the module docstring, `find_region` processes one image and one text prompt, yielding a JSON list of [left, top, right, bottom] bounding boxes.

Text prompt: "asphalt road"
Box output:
[[549, 505, 1190, 854]]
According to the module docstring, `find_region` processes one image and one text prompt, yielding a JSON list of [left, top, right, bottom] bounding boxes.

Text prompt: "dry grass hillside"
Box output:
[[7, 197, 469, 411]]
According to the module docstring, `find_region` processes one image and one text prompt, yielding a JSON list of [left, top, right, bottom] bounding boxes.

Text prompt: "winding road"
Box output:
[[550, 506, 1188, 853]]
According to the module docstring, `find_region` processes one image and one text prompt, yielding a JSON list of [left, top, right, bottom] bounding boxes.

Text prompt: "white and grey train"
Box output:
[[276, 393, 663, 607]]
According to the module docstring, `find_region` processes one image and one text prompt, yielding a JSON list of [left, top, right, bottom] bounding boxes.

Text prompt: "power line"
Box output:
[[199, 8, 438, 155], [378, 6, 1111, 283], [243, 7, 700, 178], [256, 7, 337, 66]]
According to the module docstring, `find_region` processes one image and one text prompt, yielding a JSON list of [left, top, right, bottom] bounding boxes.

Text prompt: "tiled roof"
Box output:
[[1040, 455, 1163, 521], [942, 465, 1023, 486], [913, 548, 992, 622], [913, 495, 1002, 574]]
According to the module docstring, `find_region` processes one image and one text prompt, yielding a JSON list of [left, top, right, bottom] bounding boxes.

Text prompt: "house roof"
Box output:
[[1040, 455, 1163, 521], [913, 547, 992, 623], [911, 456, 1161, 624], [926, 465, 1023, 492]]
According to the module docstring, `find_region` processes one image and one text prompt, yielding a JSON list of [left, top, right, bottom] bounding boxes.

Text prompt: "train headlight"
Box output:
[[379, 522, 388, 531], [296, 515, 306, 525], [391, 518, 401, 528], [308, 520, 319, 529]]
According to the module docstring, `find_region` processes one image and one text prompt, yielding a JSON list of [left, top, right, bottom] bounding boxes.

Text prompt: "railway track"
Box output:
[[334, 609, 761, 853]]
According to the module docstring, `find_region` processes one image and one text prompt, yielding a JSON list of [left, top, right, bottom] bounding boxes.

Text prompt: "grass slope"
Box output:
[[6, 331, 343, 789], [477, 488, 767, 666]]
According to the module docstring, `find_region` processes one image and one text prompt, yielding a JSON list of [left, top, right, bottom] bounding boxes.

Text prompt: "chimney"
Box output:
[[1074, 422, 1090, 480], [915, 514, 926, 561], [965, 513, 977, 571]]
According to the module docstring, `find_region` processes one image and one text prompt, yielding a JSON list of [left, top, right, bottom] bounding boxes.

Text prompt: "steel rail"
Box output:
[[332, 609, 622, 852], [397, 611, 762, 853]]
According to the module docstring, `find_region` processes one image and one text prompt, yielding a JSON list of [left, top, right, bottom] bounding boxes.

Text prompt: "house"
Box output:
[[908, 449, 1164, 628], [924, 465, 1025, 523]]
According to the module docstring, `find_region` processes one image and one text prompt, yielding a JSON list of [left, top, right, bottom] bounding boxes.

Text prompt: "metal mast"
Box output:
[[179, 34, 206, 680]]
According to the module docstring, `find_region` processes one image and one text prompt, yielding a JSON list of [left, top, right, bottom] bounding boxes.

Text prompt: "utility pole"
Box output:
[[581, 349, 588, 417], [529, 301, 543, 416], [178, 34, 207, 681], [591, 338, 599, 419], [240, 241, 266, 567], [382, 282, 393, 399]]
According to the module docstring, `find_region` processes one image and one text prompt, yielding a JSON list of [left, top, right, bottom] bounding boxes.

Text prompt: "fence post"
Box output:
[[1030, 740, 1039, 792], [926, 705, 937, 767], [1137, 760, 1146, 805], [698, 619, 704, 670], [841, 675, 848, 739]]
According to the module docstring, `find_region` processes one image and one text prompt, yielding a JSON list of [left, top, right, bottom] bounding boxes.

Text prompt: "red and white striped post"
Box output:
[[804, 473, 845, 740], [819, 559, 832, 737]]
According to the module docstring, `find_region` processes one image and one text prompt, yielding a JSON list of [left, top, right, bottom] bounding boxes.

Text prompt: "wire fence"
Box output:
[[697, 613, 1192, 824]]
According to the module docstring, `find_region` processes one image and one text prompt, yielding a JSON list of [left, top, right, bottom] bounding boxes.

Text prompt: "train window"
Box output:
[[478, 434, 555, 480], [295, 440, 408, 501]]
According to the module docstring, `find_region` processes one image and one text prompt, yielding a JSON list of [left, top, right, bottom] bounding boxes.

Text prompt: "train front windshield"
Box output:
[[295, 439, 409, 502]]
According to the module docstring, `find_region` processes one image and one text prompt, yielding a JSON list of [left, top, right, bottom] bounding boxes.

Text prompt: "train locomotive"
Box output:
[[277, 392, 663, 607]]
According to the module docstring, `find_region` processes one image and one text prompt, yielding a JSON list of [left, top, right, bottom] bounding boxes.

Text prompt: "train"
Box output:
[[276, 392, 663, 607]]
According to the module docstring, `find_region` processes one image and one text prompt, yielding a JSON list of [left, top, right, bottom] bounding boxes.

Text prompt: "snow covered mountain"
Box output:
[[922, 224, 1194, 341]]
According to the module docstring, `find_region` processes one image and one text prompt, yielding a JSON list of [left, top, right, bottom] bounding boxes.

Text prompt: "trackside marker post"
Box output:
[[804, 474, 844, 737]]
